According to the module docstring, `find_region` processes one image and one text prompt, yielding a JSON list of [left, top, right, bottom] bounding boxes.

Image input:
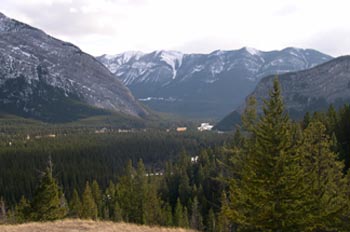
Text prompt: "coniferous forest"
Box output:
[[2, 79, 350, 231]]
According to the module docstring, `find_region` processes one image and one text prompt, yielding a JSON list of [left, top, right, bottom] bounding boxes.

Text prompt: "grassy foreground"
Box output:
[[0, 220, 196, 232]]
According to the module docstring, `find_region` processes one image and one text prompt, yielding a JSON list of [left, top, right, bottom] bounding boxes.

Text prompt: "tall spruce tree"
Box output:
[[190, 196, 203, 230], [174, 198, 186, 227], [162, 202, 173, 226], [134, 159, 147, 224], [217, 192, 231, 232], [301, 121, 347, 231], [81, 182, 98, 219], [116, 160, 135, 222], [227, 77, 311, 231], [69, 189, 82, 218], [143, 178, 163, 225], [207, 208, 216, 232], [30, 159, 67, 221], [91, 180, 102, 218], [113, 201, 123, 222]]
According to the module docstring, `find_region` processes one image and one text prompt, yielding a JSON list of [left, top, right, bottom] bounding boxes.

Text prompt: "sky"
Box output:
[[1, 0, 350, 57]]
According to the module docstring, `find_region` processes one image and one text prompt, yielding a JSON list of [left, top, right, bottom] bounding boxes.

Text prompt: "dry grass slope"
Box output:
[[0, 220, 197, 232]]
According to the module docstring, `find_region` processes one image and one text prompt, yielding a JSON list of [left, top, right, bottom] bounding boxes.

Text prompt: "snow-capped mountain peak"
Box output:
[[0, 12, 148, 121], [244, 47, 261, 56], [97, 47, 332, 119]]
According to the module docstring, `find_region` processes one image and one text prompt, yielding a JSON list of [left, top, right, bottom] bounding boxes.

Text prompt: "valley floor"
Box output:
[[0, 220, 196, 232]]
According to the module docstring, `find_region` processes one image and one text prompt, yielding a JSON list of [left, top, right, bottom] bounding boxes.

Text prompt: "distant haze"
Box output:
[[2, 0, 350, 57]]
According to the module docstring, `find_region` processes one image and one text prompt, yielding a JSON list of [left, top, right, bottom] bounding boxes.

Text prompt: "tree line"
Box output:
[[2, 78, 350, 231], [0, 130, 230, 205]]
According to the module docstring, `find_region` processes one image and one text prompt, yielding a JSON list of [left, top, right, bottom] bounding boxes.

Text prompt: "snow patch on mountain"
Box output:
[[0, 11, 148, 119], [245, 47, 261, 56], [120, 51, 144, 63], [139, 96, 177, 102], [158, 50, 184, 79]]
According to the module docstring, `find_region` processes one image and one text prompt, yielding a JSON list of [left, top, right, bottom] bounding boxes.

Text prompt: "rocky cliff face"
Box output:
[[0, 12, 147, 122], [251, 56, 350, 117], [98, 48, 332, 118], [215, 56, 350, 130]]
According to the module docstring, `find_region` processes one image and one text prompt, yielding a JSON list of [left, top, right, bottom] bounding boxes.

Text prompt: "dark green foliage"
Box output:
[[5, 78, 350, 231], [207, 208, 216, 232], [0, 130, 230, 205], [91, 180, 102, 218], [301, 121, 347, 231], [161, 202, 173, 226], [183, 207, 190, 228], [69, 189, 82, 218], [0, 75, 110, 123], [227, 78, 314, 231], [14, 196, 30, 223], [113, 202, 123, 222], [81, 182, 98, 219], [217, 192, 231, 232], [30, 159, 67, 221], [174, 198, 186, 227], [190, 197, 203, 230]]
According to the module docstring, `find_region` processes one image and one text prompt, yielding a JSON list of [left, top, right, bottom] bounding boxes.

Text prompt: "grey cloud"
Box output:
[[2, 0, 133, 37]]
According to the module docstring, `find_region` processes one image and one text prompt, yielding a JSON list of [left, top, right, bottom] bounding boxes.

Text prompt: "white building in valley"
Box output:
[[197, 123, 213, 131]]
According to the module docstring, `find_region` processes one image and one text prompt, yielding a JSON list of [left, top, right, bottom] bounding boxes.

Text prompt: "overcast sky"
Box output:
[[2, 0, 349, 57]]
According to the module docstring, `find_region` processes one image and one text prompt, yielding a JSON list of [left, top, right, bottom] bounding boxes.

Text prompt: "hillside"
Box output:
[[98, 48, 332, 118], [215, 56, 350, 131], [0, 12, 147, 122], [0, 220, 196, 232]]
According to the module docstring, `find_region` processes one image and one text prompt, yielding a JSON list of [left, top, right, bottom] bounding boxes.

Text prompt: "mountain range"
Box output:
[[0, 12, 147, 122], [215, 56, 350, 131], [1, 11, 346, 127], [98, 48, 332, 119]]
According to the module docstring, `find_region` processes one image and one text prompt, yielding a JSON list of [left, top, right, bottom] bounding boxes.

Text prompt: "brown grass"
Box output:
[[0, 219, 197, 232]]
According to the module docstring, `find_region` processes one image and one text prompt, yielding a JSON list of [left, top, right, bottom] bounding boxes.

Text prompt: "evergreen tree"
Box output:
[[14, 196, 30, 223], [182, 206, 189, 228], [326, 104, 337, 134], [190, 196, 203, 230], [113, 201, 123, 222], [104, 181, 116, 220], [241, 95, 257, 133], [174, 198, 187, 227], [303, 111, 311, 129], [91, 180, 102, 218], [301, 121, 347, 231], [30, 159, 67, 221], [116, 160, 135, 222], [207, 208, 216, 232], [134, 159, 147, 224], [334, 105, 350, 170], [81, 181, 98, 219], [217, 192, 231, 232], [178, 170, 191, 207], [162, 202, 173, 226], [69, 189, 82, 218], [228, 77, 311, 231], [143, 179, 163, 225]]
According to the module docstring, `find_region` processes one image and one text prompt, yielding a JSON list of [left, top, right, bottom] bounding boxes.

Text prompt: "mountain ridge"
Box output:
[[0, 12, 148, 122], [215, 55, 350, 131], [98, 47, 332, 119]]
